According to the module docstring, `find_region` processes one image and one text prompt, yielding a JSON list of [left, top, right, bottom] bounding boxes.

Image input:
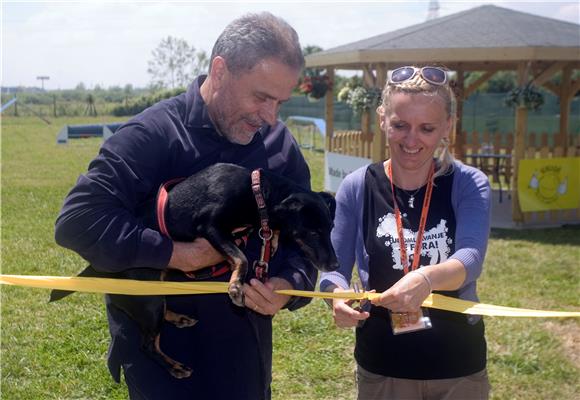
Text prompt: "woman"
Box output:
[[321, 66, 491, 399]]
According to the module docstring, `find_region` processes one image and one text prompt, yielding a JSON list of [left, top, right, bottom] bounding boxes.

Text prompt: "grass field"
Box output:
[[1, 116, 579, 399]]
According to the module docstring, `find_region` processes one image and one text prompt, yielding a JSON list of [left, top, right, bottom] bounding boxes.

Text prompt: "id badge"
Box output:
[[389, 308, 432, 335]]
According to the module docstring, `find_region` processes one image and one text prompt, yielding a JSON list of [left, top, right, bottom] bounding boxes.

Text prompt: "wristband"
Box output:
[[411, 269, 432, 293]]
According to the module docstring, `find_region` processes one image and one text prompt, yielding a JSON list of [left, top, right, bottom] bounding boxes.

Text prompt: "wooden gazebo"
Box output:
[[306, 4, 580, 225]]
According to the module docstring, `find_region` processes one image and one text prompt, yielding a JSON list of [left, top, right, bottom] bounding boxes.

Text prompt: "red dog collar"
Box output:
[[156, 177, 185, 238]]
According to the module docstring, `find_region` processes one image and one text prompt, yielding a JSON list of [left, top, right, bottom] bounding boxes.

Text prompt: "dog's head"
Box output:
[[272, 191, 339, 272]]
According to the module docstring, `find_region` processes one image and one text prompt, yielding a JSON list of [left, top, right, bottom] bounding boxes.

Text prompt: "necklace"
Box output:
[[387, 161, 432, 208], [386, 160, 435, 274], [401, 186, 422, 209]]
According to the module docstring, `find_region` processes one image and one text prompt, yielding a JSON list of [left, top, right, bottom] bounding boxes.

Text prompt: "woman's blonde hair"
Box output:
[[377, 67, 456, 179]]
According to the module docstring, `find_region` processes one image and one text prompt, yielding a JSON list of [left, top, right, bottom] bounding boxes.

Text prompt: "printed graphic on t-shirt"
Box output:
[[376, 213, 453, 270]]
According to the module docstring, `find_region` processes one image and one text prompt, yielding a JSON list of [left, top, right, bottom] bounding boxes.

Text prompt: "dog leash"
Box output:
[[251, 169, 274, 283]]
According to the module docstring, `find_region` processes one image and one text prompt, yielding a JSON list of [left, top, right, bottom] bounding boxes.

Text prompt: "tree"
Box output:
[[302, 45, 324, 77], [124, 84, 133, 107], [463, 71, 517, 94], [147, 36, 209, 89]]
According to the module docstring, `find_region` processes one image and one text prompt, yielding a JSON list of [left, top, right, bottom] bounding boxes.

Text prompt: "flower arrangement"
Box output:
[[298, 75, 333, 100], [504, 84, 544, 111], [337, 85, 382, 115]]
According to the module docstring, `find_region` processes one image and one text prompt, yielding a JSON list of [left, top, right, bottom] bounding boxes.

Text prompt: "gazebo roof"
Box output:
[[306, 5, 580, 69]]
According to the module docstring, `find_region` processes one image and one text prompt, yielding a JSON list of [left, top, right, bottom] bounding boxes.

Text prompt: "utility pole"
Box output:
[[427, 0, 440, 20], [36, 76, 50, 90]]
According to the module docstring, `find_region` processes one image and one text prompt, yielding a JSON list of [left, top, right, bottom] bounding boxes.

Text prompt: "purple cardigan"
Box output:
[[320, 160, 491, 304]]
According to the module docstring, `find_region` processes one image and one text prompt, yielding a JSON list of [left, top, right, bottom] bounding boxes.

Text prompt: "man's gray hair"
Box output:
[[210, 12, 304, 74]]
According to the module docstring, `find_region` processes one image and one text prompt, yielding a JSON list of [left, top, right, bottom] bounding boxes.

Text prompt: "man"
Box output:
[[55, 12, 316, 399]]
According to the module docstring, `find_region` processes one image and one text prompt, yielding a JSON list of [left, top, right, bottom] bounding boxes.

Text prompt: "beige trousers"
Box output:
[[356, 364, 490, 400]]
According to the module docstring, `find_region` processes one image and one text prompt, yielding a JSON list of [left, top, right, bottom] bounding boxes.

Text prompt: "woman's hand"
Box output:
[[331, 287, 370, 328], [371, 270, 431, 312]]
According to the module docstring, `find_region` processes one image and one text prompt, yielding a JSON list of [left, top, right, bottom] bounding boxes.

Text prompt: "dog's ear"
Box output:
[[317, 191, 336, 219], [272, 194, 302, 223]]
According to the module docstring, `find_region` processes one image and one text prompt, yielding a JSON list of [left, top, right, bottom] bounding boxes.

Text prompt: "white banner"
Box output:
[[324, 152, 371, 192]]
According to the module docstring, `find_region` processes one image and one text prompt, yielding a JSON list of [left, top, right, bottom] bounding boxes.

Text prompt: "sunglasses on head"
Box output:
[[388, 66, 448, 86]]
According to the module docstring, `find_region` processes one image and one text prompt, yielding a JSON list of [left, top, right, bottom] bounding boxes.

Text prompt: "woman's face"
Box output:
[[382, 92, 451, 173]]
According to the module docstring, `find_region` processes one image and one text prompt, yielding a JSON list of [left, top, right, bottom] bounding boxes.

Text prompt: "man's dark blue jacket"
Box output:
[[55, 76, 317, 400]]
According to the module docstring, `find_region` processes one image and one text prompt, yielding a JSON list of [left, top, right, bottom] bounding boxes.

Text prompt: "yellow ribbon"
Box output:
[[1, 274, 578, 318]]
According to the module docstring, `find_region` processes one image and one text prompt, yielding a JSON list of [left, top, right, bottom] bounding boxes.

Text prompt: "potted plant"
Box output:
[[337, 85, 382, 115], [298, 74, 333, 100], [504, 83, 544, 111]]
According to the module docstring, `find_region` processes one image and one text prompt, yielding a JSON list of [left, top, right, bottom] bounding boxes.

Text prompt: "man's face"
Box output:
[[210, 58, 300, 145]]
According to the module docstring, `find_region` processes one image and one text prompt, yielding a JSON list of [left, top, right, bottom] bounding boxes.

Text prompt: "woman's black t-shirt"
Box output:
[[355, 161, 486, 379]]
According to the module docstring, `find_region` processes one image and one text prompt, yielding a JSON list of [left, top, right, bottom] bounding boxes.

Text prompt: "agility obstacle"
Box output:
[[285, 115, 326, 151], [56, 122, 124, 144]]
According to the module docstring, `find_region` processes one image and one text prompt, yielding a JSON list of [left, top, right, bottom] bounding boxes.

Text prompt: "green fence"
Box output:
[[281, 93, 580, 140], [280, 96, 362, 131]]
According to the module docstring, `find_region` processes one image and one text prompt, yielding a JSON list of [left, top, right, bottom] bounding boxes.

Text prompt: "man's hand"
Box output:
[[243, 277, 292, 316], [168, 228, 248, 273], [168, 239, 227, 273]]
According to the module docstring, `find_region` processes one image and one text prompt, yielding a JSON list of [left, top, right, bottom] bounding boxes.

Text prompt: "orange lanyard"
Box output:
[[387, 160, 435, 275]]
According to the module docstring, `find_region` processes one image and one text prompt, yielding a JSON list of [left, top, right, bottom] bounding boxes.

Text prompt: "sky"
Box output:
[[2, 0, 579, 90]]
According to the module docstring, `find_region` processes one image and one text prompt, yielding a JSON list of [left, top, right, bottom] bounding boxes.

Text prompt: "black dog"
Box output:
[[51, 162, 338, 379]]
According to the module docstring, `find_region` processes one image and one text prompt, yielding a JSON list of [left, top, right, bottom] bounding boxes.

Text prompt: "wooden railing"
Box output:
[[328, 129, 580, 225], [328, 130, 375, 159]]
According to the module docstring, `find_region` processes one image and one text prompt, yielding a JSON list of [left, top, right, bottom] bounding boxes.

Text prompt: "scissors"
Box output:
[[352, 280, 369, 327]]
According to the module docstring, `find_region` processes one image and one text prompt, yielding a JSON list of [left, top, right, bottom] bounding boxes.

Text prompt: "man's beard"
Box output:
[[215, 111, 260, 145]]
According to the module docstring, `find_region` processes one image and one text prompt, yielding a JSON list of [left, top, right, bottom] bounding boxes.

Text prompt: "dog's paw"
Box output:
[[165, 310, 198, 328], [169, 363, 193, 379], [228, 282, 244, 307], [174, 315, 198, 328]]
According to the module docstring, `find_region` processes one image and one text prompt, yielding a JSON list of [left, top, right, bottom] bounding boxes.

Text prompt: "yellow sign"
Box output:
[[518, 157, 580, 212]]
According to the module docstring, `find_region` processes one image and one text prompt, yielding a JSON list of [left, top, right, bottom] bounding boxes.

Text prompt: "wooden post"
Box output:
[[361, 110, 370, 136], [325, 68, 335, 153], [361, 67, 373, 138], [559, 66, 572, 149], [512, 63, 529, 224], [371, 64, 387, 162], [454, 68, 465, 160]]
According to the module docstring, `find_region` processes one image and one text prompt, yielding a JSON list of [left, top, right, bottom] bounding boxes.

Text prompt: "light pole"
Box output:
[[37, 76, 50, 90]]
